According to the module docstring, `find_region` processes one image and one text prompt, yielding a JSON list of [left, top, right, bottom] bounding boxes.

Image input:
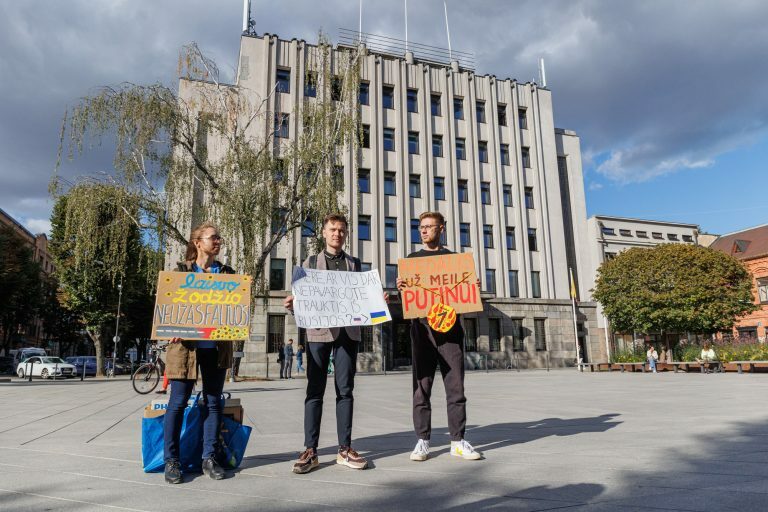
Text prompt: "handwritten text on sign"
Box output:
[[397, 252, 482, 319], [151, 271, 251, 340], [291, 268, 391, 328]]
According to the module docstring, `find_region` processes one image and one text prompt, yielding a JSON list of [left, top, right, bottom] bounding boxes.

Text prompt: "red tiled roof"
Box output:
[[709, 224, 768, 261]]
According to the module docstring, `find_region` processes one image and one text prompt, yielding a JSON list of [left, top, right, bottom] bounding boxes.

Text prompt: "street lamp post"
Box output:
[[113, 277, 123, 370]]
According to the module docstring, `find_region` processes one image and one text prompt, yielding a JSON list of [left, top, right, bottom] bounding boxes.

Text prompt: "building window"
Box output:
[[358, 216, 371, 240], [605, 252, 617, 260], [301, 217, 315, 238], [511, 319, 524, 351], [464, 318, 478, 351], [384, 172, 396, 196], [360, 326, 374, 353], [408, 131, 419, 154], [383, 128, 395, 151], [383, 85, 395, 109], [431, 94, 441, 116], [506, 227, 516, 250], [503, 185, 513, 207], [269, 258, 286, 291], [409, 175, 421, 198], [410, 218, 421, 244], [682, 234, 693, 242], [508, 270, 519, 297], [485, 269, 496, 293], [518, 108, 528, 130], [407, 89, 418, 113], [358, 169, 370, 193], [432, 135, 443, 157], [453, 97, 464, 119], [276, 68, 291, 93], [480, 181, 492, 205], [483, 225, 494, 248], [274, 113, 289, 138], [434, 177, 445, 200], [361, 124, 370, 148], [652, 232, 664, 240], [636, 230, 648, 238], [524, 187, 534, 209], [476, 101, 486, 123], [668, 233, 679, 241], [521, 147, 531, 168], [271, 208, 288, 235], [330, 77, 342, 101], [757, 278, 768, 304], [456, 138, 466, 160], [528, 228, 538, 251], [534, 318, 546, 350], [500, 144, 510, 165], [531, 271, 542, 298], [619, 229, 632, 237], [601, 227, 616, 236], [304, 72, 317, 97], [267, 315, 285, 353], [489, 318, 501, 352], [457, 180, 469, 203], [385, 264, 398, 288], [360, 262, 372, 272], [497, 104, 507, 126], [478, 141, 489, 163], [385, 217, 397, 241], [460, 223, 471, 247], [359, 82, 369, 105]]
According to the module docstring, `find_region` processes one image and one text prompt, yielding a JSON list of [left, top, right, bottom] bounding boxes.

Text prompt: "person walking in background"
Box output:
[[284, 339, 295, 379], [163, 221, 234, 484], [296, 344, 305, 374], [277, 341, 286, 379], [647, 345, 659, 373]]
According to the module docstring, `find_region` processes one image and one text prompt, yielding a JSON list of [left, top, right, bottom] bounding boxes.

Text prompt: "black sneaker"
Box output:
[[202, 457, 225, 480], [164, 459, 182, 484]]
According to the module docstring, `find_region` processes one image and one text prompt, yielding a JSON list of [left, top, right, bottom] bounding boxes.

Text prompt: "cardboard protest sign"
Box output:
[[291, 268, 391, 329], [151, 271, 251, 340], [397, 252, 482, 319]]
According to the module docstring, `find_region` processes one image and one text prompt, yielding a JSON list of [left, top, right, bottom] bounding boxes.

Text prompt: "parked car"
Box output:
[[11, 347, 47, 367], [65, 356, 98, 376], [0, 356, 15, 375], [16, 356, 76, 379]]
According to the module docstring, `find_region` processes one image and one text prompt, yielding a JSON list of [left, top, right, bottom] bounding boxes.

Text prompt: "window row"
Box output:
[[463, 317, 547, 352], [600, 226, 693, 242]]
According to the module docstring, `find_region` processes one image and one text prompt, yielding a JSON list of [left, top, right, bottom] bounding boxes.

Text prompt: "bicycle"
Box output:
[[132, 343, 166, 394]]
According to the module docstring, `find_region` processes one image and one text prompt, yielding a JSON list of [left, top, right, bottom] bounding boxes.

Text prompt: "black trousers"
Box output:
[[304, 331, 358, 448], [411, 320, 467, 442]]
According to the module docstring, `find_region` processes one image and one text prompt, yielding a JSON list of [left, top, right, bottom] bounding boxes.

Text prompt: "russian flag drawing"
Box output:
[[370, 311, 388, 324]]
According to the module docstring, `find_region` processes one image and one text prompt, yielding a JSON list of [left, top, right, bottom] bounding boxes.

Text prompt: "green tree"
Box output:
[[0, 224, 43, 354], [54, 39, 363, 294], [49, 189, 157, 375], [593, 244, 758, 337]]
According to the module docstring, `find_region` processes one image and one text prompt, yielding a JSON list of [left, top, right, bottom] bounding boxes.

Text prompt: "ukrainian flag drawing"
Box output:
[[370, 311, 388, 325]]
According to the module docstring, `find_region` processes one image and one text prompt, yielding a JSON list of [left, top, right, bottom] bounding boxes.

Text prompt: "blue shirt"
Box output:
[[192, 262, 221, 349]]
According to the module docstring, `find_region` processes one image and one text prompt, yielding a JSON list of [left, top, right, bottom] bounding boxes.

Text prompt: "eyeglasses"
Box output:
[[198, 235, 224, 242], [419, 225, 440, 231]]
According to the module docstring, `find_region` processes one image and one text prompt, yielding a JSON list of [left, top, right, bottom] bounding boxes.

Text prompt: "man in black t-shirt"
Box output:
[[397, 211, 483, 462]]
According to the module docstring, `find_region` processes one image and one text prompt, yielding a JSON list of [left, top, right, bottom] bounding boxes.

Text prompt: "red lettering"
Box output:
[[445, 285, 459, 305], [403, 290, 416, 313], [415, 289, 428, 310]]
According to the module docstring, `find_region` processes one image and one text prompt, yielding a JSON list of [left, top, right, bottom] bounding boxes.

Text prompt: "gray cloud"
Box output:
[[1, 0, 766, 232]]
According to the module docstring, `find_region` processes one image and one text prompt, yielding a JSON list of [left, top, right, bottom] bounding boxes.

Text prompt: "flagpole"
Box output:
[[570, 268, 581, 371]]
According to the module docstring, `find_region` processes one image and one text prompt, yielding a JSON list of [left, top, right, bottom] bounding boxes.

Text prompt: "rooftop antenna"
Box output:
[[539, 58, 547, 87], [359, 0, 363, 42], [404, 0, 408, 52], [444, 1, 453, 61], [242, 0, 254, 34]]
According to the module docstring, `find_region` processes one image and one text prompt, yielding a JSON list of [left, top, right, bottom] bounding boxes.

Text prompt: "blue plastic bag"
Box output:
[[216, 415, 252, 469], [142, 394, 204, 473]]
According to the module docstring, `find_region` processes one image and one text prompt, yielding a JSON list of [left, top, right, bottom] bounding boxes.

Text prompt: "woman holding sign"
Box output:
[[163, 222, 235, 484], [397, 212, 483, 463]]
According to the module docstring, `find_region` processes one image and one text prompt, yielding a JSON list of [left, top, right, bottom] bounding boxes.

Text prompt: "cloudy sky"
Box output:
[[1, 0, 767, 236]]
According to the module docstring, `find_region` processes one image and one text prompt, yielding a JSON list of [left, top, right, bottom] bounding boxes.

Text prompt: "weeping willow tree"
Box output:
[[54, 36, 363, 300]]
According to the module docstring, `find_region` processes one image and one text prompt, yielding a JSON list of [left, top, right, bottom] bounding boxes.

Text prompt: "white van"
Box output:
[[12, 347, 47, 366]]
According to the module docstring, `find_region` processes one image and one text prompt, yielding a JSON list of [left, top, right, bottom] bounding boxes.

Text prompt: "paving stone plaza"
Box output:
[[1, 370, 768, 511]]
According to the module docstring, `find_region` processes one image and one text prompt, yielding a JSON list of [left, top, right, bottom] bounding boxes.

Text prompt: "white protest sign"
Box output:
[[291, 267, 392, 329]]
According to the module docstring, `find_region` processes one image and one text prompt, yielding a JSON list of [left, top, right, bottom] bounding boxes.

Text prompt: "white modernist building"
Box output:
[[170, 31, 599, 376], [586, 215, 700, 355]]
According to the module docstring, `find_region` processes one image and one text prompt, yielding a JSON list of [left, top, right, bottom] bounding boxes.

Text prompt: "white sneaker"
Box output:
[[450, 439, 482, 460], [410, 439, 430, 461]]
